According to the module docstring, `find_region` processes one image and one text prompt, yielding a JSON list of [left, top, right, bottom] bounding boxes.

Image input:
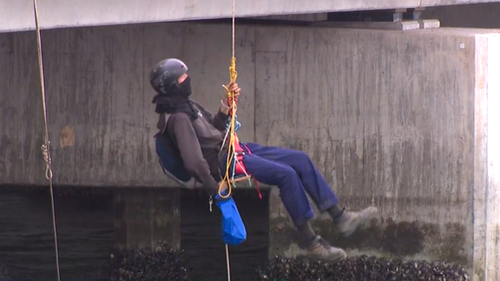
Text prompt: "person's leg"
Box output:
[[243, 142, 377, 237], [243, 142, 338, 212], [243, 153, 314, 227], [241, 153, 346, 262]]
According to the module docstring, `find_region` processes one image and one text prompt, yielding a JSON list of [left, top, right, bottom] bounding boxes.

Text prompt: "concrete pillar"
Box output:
[[473, 34, 500, 281], [257, 26, 500, 280], [114, 188, 180, 251]]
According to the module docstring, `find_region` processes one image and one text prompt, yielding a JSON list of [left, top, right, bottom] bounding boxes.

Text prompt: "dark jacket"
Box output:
[[157, 101, 229, 195]]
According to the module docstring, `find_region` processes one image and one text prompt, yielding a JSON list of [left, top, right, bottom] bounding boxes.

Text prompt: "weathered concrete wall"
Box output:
[[425, 2, 500, 28], [474, 33, 500, 281], [253, 27, 500, 281], [487, 35, 500, 281], [3, 0, 500, 33], [0, 23, 255, 187], [1, 23, 499, 279], [259, 26, 475, 259]]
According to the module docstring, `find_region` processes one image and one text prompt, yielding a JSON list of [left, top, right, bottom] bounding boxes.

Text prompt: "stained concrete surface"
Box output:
[[253, 27, 499, 281], [0, 23, 255, 188], [475, 34, 500, 281], [1, 23, 499, 280]]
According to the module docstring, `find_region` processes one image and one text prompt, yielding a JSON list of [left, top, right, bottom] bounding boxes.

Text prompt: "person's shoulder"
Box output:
[[190, 100, 212, 119], [167, 112, 193, 130]]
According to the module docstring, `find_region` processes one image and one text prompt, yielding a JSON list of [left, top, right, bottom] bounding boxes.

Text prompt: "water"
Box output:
[[0, 187, 269, 280], [180, 190, 269, 280]]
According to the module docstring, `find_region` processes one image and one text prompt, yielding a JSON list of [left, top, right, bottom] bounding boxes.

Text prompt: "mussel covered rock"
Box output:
[[108, 243, 188, 281], [257, 255, 469, 281]]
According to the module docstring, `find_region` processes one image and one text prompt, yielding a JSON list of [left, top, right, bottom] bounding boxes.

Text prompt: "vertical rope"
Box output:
[[32, 1, 61, 280], [219, 0, 239, 201], [225, 244, 231, 281], [224, 4, 236, 281], [232, 0, 235, 59]]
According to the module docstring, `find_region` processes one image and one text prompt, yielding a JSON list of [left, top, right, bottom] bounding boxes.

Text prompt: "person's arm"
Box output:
[[211, 82, 241, 131], [171, 114, 219, 195], [211, 102, 231, 131]]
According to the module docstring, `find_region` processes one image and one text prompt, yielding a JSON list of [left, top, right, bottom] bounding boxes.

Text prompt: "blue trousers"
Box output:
[[236, 142, 339, 227]]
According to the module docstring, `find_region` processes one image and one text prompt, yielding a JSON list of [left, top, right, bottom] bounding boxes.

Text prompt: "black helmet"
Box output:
[[149, 58, 188, 95]]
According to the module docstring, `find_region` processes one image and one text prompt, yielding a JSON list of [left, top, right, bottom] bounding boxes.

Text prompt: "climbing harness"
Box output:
[[217, 1, 262, 202], [32, 1, 62, 280]]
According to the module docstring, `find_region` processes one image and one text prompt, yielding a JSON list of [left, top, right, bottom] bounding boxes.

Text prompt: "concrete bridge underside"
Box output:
[[2, 0, 500, 33]]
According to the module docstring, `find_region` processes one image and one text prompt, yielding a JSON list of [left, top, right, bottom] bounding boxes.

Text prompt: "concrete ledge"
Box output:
[[313, 19, 440, 30], [312, 20, 422, 31], [418, 19, 441, 29]]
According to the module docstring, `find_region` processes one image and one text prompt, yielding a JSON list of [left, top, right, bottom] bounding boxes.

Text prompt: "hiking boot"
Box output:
[[305, 236, 346, 263], [335, 206, 378, 237]]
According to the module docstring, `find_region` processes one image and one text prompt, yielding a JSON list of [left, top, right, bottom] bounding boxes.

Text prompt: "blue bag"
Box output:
[[215, 194, 247, 245], [155, 138, 198, 188], [154, 113, 197, 189]]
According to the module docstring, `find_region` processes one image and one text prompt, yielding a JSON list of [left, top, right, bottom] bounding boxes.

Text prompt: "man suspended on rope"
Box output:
[[150, 58, 378, 263]]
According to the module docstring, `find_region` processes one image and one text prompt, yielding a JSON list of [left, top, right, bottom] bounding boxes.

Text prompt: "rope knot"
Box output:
[[229, 57, 238, 83], [41, 141, 53, 180]]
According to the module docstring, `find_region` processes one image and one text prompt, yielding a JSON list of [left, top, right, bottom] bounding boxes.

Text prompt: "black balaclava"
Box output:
[[152, 76, 199, 120]]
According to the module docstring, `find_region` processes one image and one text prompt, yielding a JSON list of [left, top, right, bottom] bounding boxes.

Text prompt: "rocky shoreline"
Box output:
[[96, 244, 469, 281], [258, 255, 469, 281], [105, 244, 189, 281], [2, 248, 468, 280]]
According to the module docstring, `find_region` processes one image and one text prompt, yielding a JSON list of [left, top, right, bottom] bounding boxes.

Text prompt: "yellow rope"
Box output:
[[33, 1, 61, 280], [218, 2, 238, 281], [218, 57, 238, 200]]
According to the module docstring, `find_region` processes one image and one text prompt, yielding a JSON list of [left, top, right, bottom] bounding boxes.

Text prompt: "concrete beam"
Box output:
[[1, 0, 500, 33], [114, 188, 181, 251]]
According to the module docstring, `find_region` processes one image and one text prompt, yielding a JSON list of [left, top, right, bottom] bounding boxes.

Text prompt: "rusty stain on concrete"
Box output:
[[59, 124, 75, 148]]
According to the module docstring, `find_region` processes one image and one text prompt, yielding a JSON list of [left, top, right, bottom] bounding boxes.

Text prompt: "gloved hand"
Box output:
[[222, 82, 241, 105]]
